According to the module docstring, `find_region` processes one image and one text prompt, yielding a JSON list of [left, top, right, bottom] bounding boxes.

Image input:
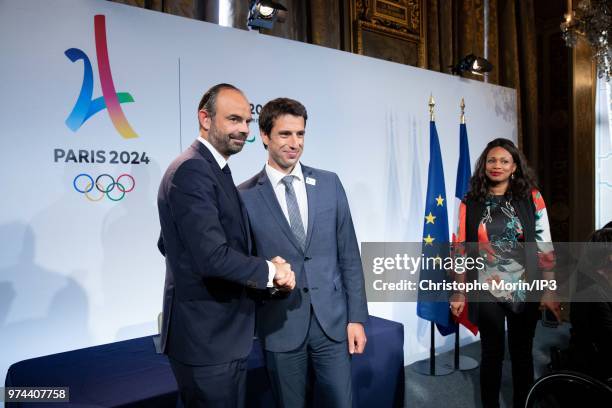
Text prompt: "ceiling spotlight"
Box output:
[[451, 54, 493, 76], [247, 0, 288, 31], [258, 5, 275, 17]]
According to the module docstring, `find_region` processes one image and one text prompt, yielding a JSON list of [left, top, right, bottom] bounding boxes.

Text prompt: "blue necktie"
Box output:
[[281, 175, 306, 250]]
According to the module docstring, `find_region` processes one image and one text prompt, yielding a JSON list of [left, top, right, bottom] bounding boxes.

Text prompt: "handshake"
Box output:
[[271, 256, 296, 292]]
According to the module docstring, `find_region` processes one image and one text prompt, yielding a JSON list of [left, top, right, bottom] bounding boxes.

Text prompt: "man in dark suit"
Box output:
[[157, 84, 296, 407], [239, 98, 368, 407]]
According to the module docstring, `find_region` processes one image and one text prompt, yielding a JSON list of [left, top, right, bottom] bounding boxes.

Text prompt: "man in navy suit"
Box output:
[[239, 98, 368, 407], [157, 84, 296, 407]]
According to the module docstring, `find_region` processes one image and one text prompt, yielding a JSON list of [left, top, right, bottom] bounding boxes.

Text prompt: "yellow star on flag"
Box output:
[[425, 212, 436, 224], [435, 195, 445, 206], [423, 234, 435, 246]]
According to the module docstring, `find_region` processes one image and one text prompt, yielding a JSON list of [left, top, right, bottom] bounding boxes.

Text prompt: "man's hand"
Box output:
[[272, 256, 295, 291], [347, 323, 367, 354], [271, 256, 286, 265]]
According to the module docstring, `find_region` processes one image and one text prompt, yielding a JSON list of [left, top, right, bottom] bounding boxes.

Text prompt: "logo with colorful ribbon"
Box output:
[[73, 173, 135, 202], [65, 15, 137, 139]]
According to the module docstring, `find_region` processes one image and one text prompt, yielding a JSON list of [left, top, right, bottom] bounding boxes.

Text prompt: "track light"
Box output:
[[247, 0, 287, 31], [451, 54, 493, 76]]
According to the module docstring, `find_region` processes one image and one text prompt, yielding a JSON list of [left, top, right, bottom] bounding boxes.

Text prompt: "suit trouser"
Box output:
[[169, 356, 247, 408], [478, 298, 540, 408], [264, 309, 352, 408]]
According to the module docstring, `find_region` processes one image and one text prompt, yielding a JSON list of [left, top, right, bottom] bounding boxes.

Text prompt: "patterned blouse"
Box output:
[[454, 190, 554, 304]]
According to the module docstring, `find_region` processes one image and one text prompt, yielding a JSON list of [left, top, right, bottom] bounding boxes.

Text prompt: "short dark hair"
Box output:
[[197, 83, 242, 118], [258, 98, 308, 135]]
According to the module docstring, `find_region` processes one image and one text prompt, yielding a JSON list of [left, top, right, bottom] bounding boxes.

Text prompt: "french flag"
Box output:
[[453, 119, 478, 335]]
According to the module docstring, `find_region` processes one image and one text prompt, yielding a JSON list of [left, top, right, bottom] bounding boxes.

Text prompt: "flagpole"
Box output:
[[428, 95, 438, 376], [413, 94, 453, 377], [429, 94, 435, 122], [448, 98, 478, 371], [454, 322, 460, 368], [430, 323, 435, 374]]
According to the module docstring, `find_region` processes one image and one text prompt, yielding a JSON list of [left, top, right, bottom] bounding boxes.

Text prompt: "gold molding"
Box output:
[[373, 0, 409, 27], [355, 20, 419, 53], [352, 0, 426, 68]]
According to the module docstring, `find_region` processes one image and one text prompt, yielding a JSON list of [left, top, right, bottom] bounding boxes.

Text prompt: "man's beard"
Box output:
[[208, 124, 247, 157]]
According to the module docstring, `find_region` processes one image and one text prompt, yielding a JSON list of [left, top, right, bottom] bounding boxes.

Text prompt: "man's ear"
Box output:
[[198, 109, 212, 131], [261, 132, 270, 148]]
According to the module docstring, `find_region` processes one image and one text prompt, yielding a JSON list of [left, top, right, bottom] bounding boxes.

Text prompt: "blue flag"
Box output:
[[455, 123, 471, 201], [416, 121, 455, 336]]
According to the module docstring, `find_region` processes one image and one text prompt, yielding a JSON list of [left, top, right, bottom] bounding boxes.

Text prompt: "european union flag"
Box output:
[[417, 120, 455, 335]]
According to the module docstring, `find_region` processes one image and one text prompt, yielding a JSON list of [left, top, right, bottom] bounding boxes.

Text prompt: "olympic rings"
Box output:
[[73, 173, 94, 193], [73, 173, 136, 201], [84, 182, 105, 202], [117, 174, 136, 192]]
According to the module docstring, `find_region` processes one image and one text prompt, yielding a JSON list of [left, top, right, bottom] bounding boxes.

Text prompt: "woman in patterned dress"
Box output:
[[449, 138, 560, 408]]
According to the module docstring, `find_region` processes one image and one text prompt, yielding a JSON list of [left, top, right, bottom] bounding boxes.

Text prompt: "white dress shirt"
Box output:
[[265, 162, 309, 231], [197, 136, 276, 286], [198, 136, 227, 169]]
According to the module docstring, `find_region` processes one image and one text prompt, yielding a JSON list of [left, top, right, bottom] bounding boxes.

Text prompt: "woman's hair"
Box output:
[[590, 226, 612, 243], [586, 227, 612, 273], [466, 138, 538, 202]]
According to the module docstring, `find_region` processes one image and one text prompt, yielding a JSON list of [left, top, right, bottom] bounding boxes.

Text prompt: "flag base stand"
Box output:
[[412, 321, 454, 376], [440, 354, 479, 371], [456, 355, 479, 370], [411, 358, 454, 376]]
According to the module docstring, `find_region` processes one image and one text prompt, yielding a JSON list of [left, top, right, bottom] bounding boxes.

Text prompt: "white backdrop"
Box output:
[[0, 0, 517, 382]]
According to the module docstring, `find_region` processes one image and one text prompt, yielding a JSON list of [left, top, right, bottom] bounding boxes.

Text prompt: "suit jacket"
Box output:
[[238, 165, 368, 352], [157, 140, 269, 365]]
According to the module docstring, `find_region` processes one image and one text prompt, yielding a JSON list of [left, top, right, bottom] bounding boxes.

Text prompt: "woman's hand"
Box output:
[[540, 289, 562, 322], [450, 292, 466, 318]]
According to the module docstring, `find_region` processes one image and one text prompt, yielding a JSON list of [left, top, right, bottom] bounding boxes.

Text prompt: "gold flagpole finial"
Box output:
[[429, 94, 435, 121], [460, 97, 466, 124]]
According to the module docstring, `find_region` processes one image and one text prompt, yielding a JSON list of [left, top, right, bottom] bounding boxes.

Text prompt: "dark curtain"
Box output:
[[426, 0, 455, 73], [110, 0, 218, 23], [223, 0, 341, 49], [108, 1, 343, 51], [426, 0, 539, 164]]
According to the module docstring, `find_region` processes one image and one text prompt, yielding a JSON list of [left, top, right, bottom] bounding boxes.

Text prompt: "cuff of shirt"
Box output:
[[266, 260, 276, 288]]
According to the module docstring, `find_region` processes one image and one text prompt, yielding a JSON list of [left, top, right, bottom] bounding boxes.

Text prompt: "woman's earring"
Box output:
[[511, 173, 515, 180]]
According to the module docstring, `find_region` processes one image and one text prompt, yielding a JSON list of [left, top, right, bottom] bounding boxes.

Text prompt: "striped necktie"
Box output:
[[281, 175, 306, 250]]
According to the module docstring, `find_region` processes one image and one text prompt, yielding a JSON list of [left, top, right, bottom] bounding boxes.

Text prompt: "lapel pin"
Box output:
[[306, 177, 316, 186]]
